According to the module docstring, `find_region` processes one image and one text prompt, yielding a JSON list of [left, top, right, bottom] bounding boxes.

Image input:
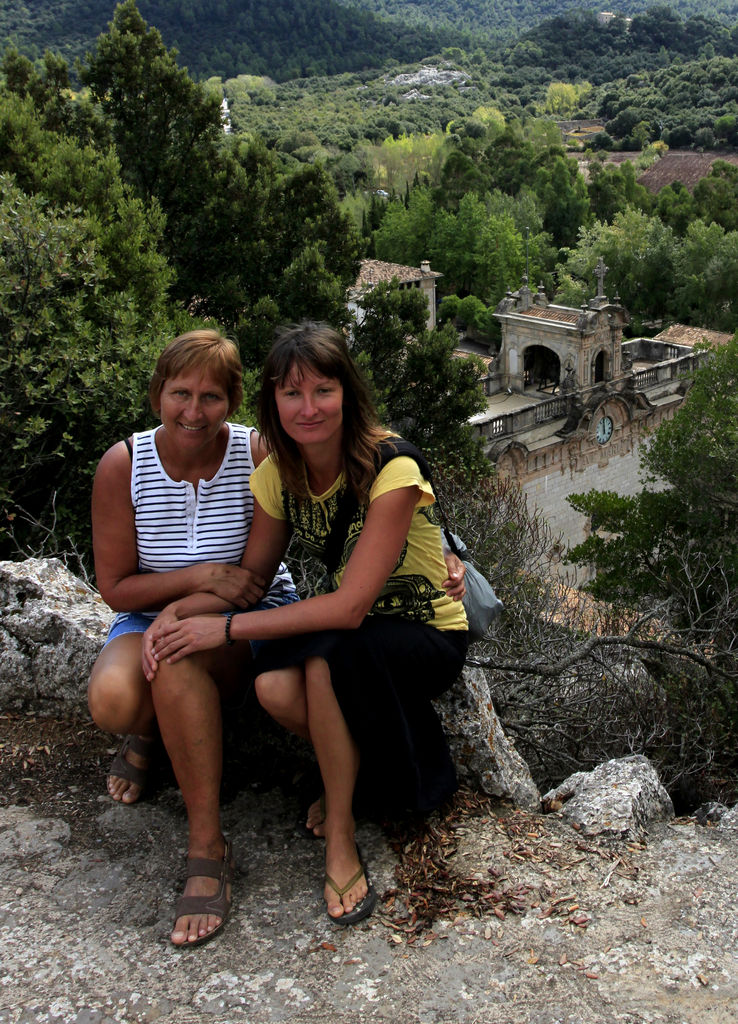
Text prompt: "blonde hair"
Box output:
[[149, 329, 243, 417]]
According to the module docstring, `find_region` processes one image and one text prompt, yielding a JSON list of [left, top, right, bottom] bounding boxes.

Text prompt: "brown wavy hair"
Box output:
[[258, 321, 388, 502], [149, 329, 243, 418]]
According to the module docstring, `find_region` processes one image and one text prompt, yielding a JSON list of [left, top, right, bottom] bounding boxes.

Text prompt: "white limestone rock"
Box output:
[[541, 754, 674, 838], [0, 557, 111, 713], [388, 67, 468, 89], [718, 804, 738, 830], [435, 665, 541, 811]]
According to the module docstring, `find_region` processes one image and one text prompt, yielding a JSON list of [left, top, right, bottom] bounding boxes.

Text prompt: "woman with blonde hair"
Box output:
[[88, 328, 296, 947], [149, 321, 469, 927]]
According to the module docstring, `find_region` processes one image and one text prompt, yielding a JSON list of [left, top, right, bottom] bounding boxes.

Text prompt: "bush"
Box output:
[[435, 466, 737, 805], [0, 177, 174, 570]]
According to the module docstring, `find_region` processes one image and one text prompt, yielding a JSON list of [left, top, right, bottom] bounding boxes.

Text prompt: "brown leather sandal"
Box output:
[[172, 839, 235, 948], [108, 733, 157, 800]]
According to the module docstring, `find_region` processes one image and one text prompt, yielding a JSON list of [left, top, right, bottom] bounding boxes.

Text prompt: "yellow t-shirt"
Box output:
[[250, 454, 467, 631]]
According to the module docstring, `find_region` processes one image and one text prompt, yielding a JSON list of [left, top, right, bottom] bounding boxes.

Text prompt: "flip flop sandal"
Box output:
[[172, 839, 235, 948], [108, 733, 157, 799], [325, 852, 377, 927]]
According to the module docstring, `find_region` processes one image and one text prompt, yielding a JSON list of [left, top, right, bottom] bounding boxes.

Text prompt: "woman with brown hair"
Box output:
[[88, 329, 296, 947], [149, 322, 469, 927]]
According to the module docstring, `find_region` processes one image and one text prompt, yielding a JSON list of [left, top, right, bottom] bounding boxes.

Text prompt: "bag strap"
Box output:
[[380, 438, 462, 558], [322, 436, 462, 574], [322, 486, 359, 575]]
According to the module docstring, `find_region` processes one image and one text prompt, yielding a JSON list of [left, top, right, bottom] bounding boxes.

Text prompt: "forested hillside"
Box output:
[[5, 0, 738, 81], [0, 0, 464, 79], [342, 0, 738, 39]]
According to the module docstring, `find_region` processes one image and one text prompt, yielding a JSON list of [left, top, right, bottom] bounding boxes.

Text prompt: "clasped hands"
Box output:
[[141, 564, 265, 681]]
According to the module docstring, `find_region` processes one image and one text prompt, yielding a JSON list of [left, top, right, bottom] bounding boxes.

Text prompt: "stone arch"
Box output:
[[592, 348, 610, 383], [523, 345, 561, 394], [494, 441, 528, 477]]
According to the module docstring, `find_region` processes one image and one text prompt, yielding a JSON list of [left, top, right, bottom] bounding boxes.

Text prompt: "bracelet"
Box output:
[[224, 611, 235, 646]]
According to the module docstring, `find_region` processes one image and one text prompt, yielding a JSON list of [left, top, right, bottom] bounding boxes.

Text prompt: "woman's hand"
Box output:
[[142, 606, 180, 681], [442, 552, 466, 601], [204, 564, 265, 607], [150, 614, 229, 665]]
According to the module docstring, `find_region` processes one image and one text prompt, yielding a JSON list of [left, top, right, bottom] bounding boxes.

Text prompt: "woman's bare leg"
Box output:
[[303, 656, 367, 919], [88, 634, 156, 803], [151, 642, 252, 945], [255, 667, 328, 834], [254, 666, 309, 739]]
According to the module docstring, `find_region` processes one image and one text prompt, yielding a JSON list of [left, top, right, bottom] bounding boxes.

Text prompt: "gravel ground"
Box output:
[[2, 712, 738, 1024]]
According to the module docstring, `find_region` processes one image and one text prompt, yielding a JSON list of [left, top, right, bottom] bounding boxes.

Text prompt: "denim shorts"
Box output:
[[104, 590, 300, 655]]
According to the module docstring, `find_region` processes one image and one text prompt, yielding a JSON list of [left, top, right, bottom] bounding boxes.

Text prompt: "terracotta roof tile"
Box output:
[[518, 306, 581, 325], [654, 324, 733, 347], [353, 259, 441, 289]]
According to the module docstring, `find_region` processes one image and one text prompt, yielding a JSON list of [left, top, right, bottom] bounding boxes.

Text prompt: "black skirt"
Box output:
[[254, 617, 469, 815]]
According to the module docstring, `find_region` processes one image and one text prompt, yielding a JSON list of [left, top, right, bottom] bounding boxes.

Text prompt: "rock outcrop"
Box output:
[[387, 67, 468, 89], [541, 754, 675, 838], [0, 558, 110, 714], [435, 666, 540, 810], [0, 558, 539, 809]]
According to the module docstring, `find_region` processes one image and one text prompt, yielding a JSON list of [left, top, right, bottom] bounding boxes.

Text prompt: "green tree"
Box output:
[[671, 220, 738, 332], [0, 177, 174, 564], [588, 159, 652, 224], [351, 282, 488, 475], [80, 3, 360, 337], [0, 91, 171, 316], [80, 0, 222, 212], [569, 337, 738, 608], [373, 186, 435, 267], [567, 339, 738, 792], [533, 154, 590, 250], [655, 180, 696, 236], [693, 160, 738, 233], [557, 208, 677, 328]]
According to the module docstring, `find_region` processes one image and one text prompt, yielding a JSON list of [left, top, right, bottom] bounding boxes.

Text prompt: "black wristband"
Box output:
[[224, 611, 235, 646]]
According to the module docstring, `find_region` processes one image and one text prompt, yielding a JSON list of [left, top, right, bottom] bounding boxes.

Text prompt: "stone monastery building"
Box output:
[[349, 257, 728, 572], [474, 259, 725, 569]]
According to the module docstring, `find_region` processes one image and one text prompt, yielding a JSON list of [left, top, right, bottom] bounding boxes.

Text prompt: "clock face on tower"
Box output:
[[596, 415, 613, 445]]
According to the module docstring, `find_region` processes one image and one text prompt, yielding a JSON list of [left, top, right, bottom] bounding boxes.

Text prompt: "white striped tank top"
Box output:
[[131, 423, 294, 602]]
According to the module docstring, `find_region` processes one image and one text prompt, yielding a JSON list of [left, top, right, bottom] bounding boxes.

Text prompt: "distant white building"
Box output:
[[598, 11, 632, 28], [347, 258, 442, 330]]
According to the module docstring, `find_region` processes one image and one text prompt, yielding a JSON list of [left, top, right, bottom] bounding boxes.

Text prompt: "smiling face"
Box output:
[[154, 369, 230, 452], [274, 365, 344, 452]]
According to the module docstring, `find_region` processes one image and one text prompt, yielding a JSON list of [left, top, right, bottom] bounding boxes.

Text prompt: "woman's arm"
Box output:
[[92, 441, 265, 612], [150, 486, 420, 662], [140, 496, 292, 680]]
